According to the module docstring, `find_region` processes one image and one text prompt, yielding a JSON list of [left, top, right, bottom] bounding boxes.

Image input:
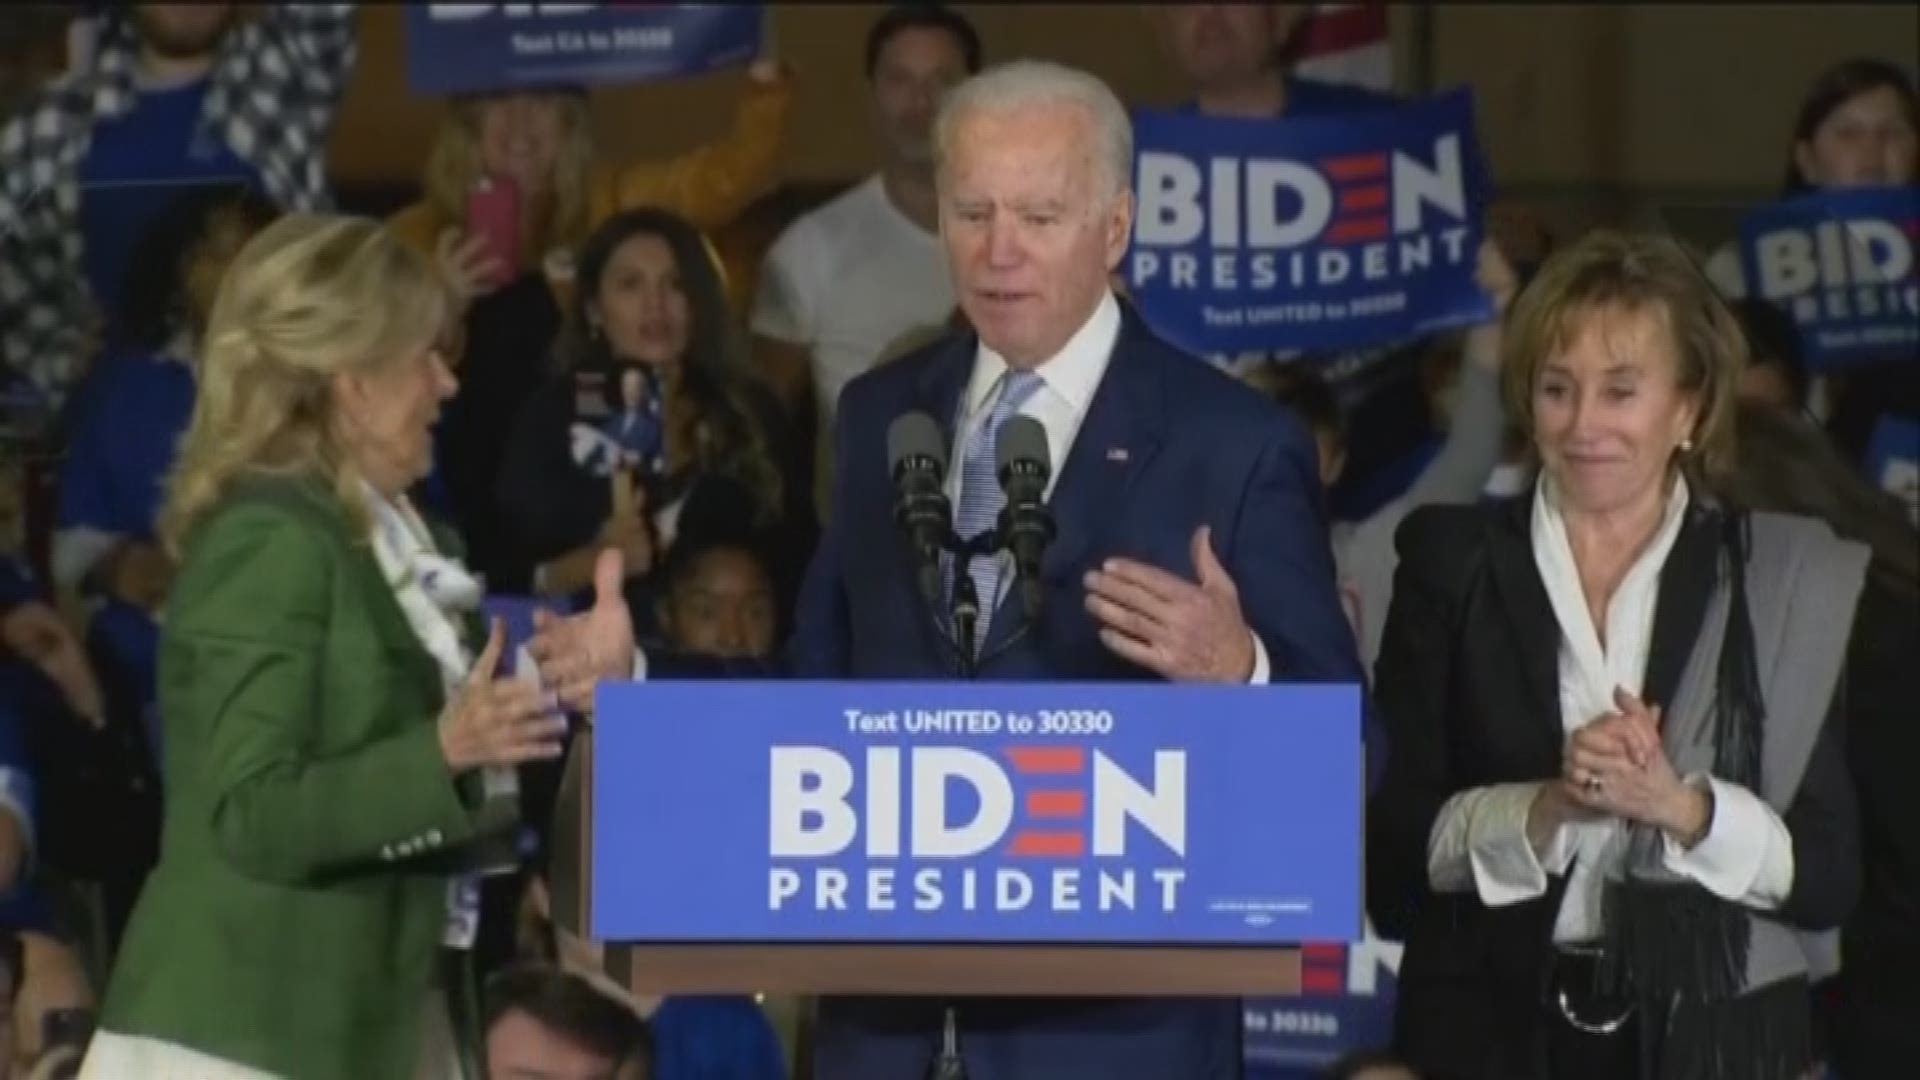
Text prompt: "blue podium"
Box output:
[[555, 680, 1363, 996]]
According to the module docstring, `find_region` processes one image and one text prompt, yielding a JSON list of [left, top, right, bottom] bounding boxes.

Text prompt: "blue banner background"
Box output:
[[592, 680, 1362, 944], [1125, 89, 1494, 358], [1738, 187, 1920, 371], [405, 3, 763, 97]]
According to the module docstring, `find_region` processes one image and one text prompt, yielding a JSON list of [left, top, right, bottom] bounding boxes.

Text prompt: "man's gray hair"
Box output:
[[933, 60, 1135, 201]]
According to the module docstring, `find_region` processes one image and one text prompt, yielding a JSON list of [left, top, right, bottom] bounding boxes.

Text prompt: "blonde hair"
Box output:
[[421, 92, 598, 260], [1501, 229, 1747, 485], [160, 214, 450, 554]]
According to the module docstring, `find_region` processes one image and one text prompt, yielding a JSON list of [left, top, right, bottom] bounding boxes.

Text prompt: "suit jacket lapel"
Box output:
[[1482, 492, 1565, 757], [1642, 501, 1721, 712], [982, 304, 1166, 655]]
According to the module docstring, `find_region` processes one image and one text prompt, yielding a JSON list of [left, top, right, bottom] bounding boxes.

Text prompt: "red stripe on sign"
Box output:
[[1293, 2, 1391, 59], [1339, 185, 1389, 212], [1300, 965, 1346, 995], [1321, 154, 1388, 181], [1327, 217, 1390, 243], [1007, 747, 1085, 775], [1009, 831, 1086, 857], [1026, 790, 1087, 818], [1301, 942, 1346, 964]]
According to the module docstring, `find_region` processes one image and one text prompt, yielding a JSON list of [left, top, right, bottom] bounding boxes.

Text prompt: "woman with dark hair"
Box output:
[[1720, 400, 1920, 1078], [1707, 58, 1917, 298], [1780, 58, 1920, 195], [497, 207, 796, 607], [1707, 59, 1918, 464]]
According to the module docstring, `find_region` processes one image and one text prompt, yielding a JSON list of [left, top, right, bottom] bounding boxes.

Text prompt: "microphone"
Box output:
[[994, 415, 1054, 621], [888, 411, 953, 609]]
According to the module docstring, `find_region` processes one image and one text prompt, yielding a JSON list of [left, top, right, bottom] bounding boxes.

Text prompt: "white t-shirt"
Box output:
[[750, 174, 956, 421]]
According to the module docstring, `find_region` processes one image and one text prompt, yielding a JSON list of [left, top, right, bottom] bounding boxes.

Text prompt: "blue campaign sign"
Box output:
[[592, 681, 1363, 944], [1864, 415, 1920, 526], [1739, 187, 1920, 370], [405, 4, 763, 97], [481, 594, 575, 678], [1126, 88, 1495, 358], [1243, 928, 1402, 1076]]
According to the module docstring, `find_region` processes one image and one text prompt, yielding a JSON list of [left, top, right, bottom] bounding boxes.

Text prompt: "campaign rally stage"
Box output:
[[590, 681, 1362, 947]]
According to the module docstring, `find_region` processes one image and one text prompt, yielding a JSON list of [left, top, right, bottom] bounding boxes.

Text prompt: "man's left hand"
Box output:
[[1084, 525, 1254, 683], [527, 549, 636, 717]]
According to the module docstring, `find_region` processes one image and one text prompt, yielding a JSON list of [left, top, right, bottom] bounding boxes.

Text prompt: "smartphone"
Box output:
[[465, 174, 522, 288]]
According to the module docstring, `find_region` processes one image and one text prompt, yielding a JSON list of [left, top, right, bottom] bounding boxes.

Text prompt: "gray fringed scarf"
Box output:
[[1599, 507, 1868, 1080]]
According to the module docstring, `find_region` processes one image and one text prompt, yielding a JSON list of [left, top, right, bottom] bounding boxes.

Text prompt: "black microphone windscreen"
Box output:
[[996, 414, 1051, 478], [888, 411, 947, 474]]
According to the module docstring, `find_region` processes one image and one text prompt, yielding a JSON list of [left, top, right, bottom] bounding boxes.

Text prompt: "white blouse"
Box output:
[[1424, 476, 1797, 943]]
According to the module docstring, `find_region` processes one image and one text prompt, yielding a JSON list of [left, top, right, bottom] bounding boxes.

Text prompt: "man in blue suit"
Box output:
[[533, 58, 1367, 1080]]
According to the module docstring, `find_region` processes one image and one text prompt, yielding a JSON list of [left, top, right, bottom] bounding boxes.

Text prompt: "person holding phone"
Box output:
[[390, 55, 792, 316], [394, 54, 791, 596], [75, 215, 606, 1080]]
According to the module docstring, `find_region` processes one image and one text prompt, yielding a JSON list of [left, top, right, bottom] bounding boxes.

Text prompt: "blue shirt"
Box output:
[[651, 996, 789, 1080], [0, 667, 51, 933], [76, 77, 260, 335], [59, 349, 196, 542]]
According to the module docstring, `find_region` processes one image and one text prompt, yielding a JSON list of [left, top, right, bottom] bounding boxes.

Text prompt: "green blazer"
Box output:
[[99, 473, 515, 1080]]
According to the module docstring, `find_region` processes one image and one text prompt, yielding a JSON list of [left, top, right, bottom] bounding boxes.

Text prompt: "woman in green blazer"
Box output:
[[79, 215, 574, 1080]]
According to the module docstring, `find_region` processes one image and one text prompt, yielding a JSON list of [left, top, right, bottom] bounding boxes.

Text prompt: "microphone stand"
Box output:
[[925, 1005, 968, 1080], [925, 532, 998, 1080]]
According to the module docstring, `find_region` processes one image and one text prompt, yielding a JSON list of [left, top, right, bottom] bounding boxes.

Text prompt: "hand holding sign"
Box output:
[[1475, 237, 1519, 314], [1085, 526, 1255, 683]]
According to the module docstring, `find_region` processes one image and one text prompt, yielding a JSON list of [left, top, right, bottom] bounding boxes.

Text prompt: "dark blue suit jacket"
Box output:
[[772, 303, 1370, 1080]]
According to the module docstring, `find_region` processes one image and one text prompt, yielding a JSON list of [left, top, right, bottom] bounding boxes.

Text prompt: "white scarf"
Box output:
[[363, 483, 516, 802]]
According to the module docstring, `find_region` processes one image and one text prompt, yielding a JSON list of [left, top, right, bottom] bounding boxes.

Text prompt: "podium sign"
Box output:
[[592, 681, 1362, 945]]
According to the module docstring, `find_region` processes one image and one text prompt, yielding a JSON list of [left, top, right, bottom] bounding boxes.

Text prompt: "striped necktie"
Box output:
[[949, 369, 1045, 640]]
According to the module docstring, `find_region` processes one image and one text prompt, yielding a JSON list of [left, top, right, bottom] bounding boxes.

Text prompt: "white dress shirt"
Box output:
[[953, 290, 1271, 684], [1425, 475, 1795, 942]]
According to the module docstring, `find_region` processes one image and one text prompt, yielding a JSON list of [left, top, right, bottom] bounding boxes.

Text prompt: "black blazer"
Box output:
[[1366, 495, 1861, 1080]]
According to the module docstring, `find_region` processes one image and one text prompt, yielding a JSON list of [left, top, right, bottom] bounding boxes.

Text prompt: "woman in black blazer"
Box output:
[[1368, 232, 1865, 1080]]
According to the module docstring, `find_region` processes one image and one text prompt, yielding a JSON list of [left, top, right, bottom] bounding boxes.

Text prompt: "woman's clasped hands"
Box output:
[[1559, 687, 1712, 845]]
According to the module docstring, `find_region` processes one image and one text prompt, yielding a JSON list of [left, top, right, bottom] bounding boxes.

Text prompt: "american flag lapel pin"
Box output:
[[1107, 447, 1129, 462]]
